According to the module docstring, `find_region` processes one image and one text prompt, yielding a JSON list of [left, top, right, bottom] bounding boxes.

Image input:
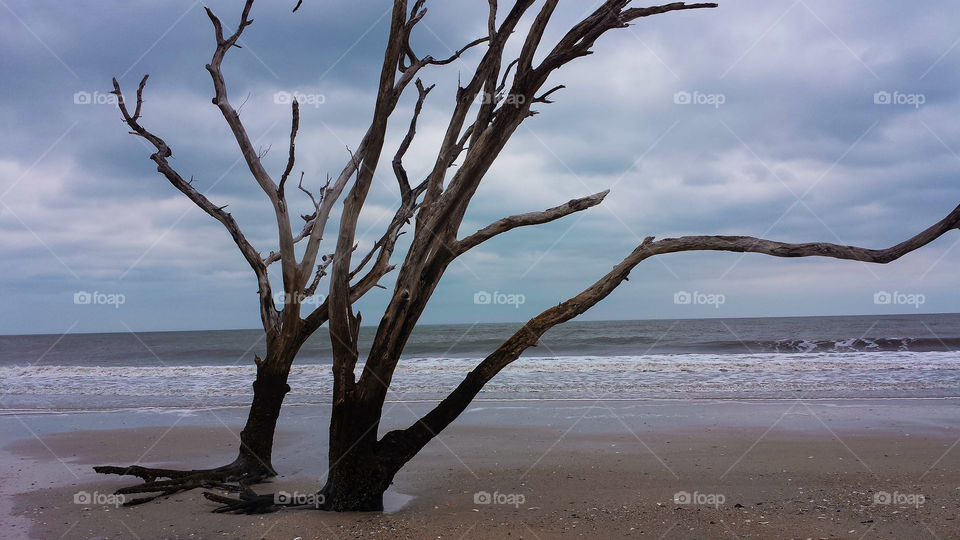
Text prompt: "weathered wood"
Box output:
[[382, 207, 960, 463], [454, 190, 609, 255]]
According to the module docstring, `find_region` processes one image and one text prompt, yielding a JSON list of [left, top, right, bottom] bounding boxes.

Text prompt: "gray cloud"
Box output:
[[2, 0, 959, 335]]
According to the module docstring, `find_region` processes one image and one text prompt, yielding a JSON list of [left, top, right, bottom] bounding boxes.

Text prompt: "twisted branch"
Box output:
[[110, 76, 278, 330]]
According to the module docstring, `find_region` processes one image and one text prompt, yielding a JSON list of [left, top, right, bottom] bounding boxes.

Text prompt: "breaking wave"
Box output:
[[2, 351, 959, 408]]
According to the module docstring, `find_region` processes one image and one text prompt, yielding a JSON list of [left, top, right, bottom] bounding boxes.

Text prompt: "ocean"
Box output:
[[1, 314, 959, 412]]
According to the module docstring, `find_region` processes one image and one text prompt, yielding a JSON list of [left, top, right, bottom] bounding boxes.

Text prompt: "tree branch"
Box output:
[[296, 0, 474, 290], [111, 76, 279, 332], [533, 84, 565, 104], [417, 1, 537, 216], [328, 0, 411, 404], [382, 201, 960, 464], [303, 255, 333, 297], [517, 0, 559, 76], [470, 0, 509, 150], [298, 257, 401, 342], [278, 99, 300, 199], [400, 1, 488, 72], [205, 0, 300, 318], [411, 0, 715, 277], [536, 2, 717, 76], [427, 36, 490, 66], [454, 190, 608, 255], [359, 0, 717, 408], [392, 79, 433, 201]]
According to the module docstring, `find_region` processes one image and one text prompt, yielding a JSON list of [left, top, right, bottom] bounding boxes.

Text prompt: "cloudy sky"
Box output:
[[1, 0, 959, 335]]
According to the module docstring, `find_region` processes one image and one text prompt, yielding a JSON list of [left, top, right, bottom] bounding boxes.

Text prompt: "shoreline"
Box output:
[[5, 393, 960, 417], [3, 399, 960, 538]]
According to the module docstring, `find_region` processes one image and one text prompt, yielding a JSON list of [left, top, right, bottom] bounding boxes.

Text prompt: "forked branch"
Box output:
[[110, 76, 278, 330], [205, 0, 300, 307], [358, 1, 718, 403], [393, 79, 434, 200], [295, 0, 474, 291]]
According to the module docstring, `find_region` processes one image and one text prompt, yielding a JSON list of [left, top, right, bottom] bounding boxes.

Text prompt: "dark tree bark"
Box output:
[[321, 398, 395, 511], [233, 359, 294, 476], [95, 340, 300, 503], [96, 0, 960, 514]]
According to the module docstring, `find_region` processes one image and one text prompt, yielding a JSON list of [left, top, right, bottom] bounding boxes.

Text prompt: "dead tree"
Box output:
[[95, 0, 960, 511], [93, 0, 486, 503]]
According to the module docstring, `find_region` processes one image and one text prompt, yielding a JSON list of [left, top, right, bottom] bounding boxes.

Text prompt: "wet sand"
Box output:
[[3, 399, 960, 539]]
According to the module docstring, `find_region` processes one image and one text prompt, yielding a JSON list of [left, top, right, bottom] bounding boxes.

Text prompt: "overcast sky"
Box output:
[[1, 0, 959, 335]]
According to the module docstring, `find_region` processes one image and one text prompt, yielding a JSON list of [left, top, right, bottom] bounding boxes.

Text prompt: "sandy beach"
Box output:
[[2, 399, 960, 539]]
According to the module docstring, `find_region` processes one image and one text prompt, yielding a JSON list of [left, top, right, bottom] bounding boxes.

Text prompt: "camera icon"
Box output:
[[873, 491, 891, 504], [73, 91, 92, 105], [673, 491, 691, 504], [274, 91, 292, 105], [476, 91, 495, 105], [474, 491, 492, 505], [673, 91, 691, 105], [73, 491, 91, 504], [873, 291, 892, 305], [874, 91, 891, 105], [673, 291, 692, 305], [275, 491, 291, 504], [74, 291, 92, 305], [474, 291, 492, 305]]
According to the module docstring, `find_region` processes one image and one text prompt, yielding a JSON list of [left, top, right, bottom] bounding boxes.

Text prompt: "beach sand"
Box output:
[[3, 399, 960, 539]]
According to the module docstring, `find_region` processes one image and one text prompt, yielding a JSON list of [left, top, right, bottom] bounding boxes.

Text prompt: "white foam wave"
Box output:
[[2, 352, 959, 400]]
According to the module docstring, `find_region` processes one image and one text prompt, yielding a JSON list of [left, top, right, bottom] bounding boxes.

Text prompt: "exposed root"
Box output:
[[94, 462, 269, 506], [203, 483, 323, 514], [204, 489, 280, 514]]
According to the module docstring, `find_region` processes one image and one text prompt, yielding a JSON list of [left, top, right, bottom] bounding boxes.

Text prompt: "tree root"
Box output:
[[94, 463, 269, 506], [203, 489, 281, 514], [202, 484, 324, 514]]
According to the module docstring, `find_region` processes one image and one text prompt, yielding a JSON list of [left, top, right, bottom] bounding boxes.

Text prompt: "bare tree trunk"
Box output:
[[94, 337, 302, 503], [231, 359, 293, 476], [320, 395, 397, 511]]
